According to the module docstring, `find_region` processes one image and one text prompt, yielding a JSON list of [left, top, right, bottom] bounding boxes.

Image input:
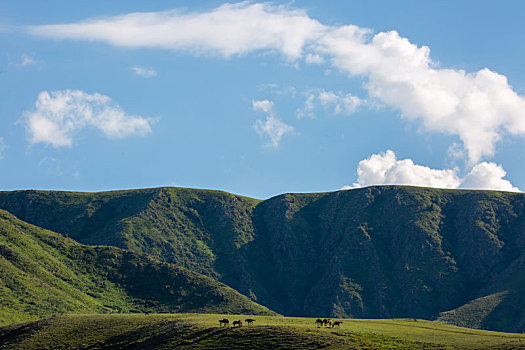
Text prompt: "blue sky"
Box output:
[[1, 1, 525, 199]]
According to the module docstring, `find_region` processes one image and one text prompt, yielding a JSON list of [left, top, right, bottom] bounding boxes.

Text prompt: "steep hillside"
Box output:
[[1, 186, 524, 332], [437, 253, 525, 331], [0, 210, 273, 324], [0, 188, 259, 279], [247, 187, 525, 332]]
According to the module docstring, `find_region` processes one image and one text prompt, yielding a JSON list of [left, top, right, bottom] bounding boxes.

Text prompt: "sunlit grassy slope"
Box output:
[[1, 313, 524, 350], [0, 210, 273, 325]]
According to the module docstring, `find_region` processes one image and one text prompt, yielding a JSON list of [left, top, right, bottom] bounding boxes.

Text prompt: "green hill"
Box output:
[[0, 209, 273, 324], [0, 188, 259, 279], [1, 313, 524, 349], [0, 186, 524, 332]]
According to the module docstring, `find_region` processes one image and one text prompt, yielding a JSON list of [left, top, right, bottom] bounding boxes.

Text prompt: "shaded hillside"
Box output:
[[437, 253, 525, 331], [0, 210, 273, 324], [247, 187, 525, 333], [1, 186, 525, 332]]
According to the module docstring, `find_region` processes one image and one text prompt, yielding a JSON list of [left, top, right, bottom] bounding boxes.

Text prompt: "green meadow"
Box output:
[[1, 313, 524, 349]]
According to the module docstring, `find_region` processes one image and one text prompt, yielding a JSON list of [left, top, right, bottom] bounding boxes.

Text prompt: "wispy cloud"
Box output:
[[252, 100, 294, 147], [131, 65, 157, 77], [22, 89, 154, 147], [297, 89, 365, 119], [345, 150, 519, 192], [20, 54, 35, 66], [28, 2, 525, 162], [258, 83, 297, 98], [305, 53, 324, 64], [253, 99, 275, 114], [28, 3, 324, 60]]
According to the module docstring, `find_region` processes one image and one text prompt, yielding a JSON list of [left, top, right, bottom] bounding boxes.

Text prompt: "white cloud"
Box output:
[[252, 99, 274, 114], [20, 54, 35, 66], [29, 2, 324, 60], [305, 53, 324, 64], [258, 83, 297, 98], [345, 150, 519, 192], [298, 89, 364, 118], [252, 99, 293, 147], [319, 29, 525, 163], [319, 90, 364, 115], [254, 116, 294, 148], [22, 90, 153, 147], [460, 162, 519, 192], [297, 92, 316, 119], [131, 65, 157, 77], [28, 3, 525, 162], [347, 150, 461, 189]]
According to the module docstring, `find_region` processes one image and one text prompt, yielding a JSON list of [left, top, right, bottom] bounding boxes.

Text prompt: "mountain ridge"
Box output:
[[0, 185, 524, 332]]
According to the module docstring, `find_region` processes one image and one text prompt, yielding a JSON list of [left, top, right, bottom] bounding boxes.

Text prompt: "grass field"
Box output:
[[1, 313, 524, 349]]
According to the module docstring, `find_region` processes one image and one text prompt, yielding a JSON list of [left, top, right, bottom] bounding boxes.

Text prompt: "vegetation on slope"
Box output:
[[246, 187, 525, 332], [438, 257, 525, 331], [1, 186, 525, 332], [0, 210, 273, 324], [1, 313, 524, 350], [0, 188, 259, 279]]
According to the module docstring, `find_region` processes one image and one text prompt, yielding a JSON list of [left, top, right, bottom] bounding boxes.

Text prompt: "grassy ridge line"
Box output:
[[0, 210, 273, 325], [0, 187, 261, 277], [1, 313, 524, 349]]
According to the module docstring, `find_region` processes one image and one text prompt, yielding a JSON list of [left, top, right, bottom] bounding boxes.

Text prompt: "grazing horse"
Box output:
[[322, 319, 332, 327], [315, 318, 323, 327], [332, 321, 342, 328], [245, 318, 255, 326], [219, 318, 229, 327], [232, 320, 243, 327]]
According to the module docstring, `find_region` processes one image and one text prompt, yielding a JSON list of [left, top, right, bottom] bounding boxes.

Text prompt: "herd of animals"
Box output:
[[315, 318, 343, 328], [219, 318, 255, 327], [218, 318, 342, 328]]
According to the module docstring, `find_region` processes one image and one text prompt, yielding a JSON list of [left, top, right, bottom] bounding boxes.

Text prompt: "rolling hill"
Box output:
[[0, 209, 273, 324], [0, 186, 524, 332], [1, 313, 524, 349]]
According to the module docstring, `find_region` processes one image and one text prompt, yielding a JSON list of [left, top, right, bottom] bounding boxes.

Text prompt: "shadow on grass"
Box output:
[[88, 322, 337, 350], [86, 319, 194, 349], [0, 318, 49, 349]]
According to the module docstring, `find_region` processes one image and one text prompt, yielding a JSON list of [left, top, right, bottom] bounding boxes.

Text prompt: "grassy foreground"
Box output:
[[1, 313, 524, 349]]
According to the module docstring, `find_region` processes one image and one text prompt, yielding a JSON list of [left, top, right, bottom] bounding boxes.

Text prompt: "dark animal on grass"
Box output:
[[233, 320, 243, 327], [322, 319, 332, 327], [315, 318, 323, 327], [219, 318, 229, 327], [332, 321, 342, 328], [245, 318, 255, 326]]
